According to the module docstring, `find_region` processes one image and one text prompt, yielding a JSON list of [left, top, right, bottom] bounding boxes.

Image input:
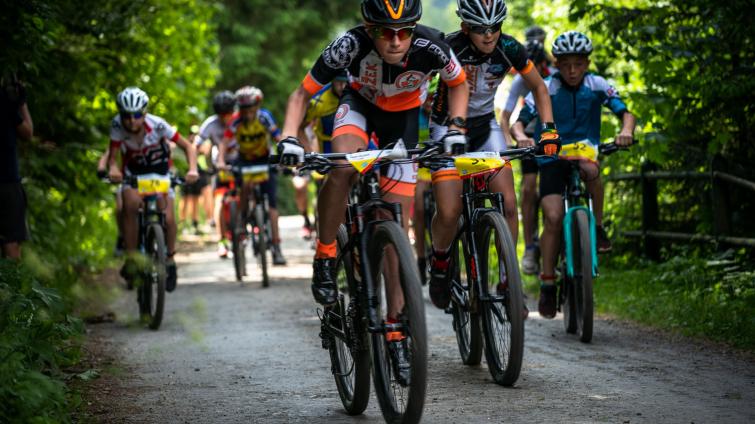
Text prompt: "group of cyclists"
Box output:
[[104, 0, 635, 401]]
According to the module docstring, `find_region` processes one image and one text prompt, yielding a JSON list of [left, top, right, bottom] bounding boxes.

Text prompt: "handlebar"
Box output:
[[105, 174, 184, 187], [599, 139, 636, 156]]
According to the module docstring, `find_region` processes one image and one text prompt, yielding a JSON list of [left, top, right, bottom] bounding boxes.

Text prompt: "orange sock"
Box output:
[[315, 240, 337, 259]]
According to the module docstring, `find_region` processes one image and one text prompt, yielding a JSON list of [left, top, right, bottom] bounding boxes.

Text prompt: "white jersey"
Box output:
[[503, 66, 558, 113], [196, 115, 226, 147], [109, 113, 179, 175]]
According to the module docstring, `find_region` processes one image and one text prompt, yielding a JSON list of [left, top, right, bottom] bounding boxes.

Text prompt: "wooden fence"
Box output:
[[605, 159, 755, 260]]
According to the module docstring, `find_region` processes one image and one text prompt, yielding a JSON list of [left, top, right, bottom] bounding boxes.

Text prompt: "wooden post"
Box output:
[[641, 161, 660, 260], [711, 155, 731, 240]]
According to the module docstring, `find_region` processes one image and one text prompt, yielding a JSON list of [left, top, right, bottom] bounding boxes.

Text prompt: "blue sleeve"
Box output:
[[259, 109, 281, 138], [592, 75, 628, 118]]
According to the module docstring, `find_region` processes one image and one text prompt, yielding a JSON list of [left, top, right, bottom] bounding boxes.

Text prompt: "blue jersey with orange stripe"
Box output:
[[302, 24, 466, 113]]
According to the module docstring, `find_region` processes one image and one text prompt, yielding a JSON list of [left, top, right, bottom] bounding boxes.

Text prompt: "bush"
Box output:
[[0, 260, 83, 424]]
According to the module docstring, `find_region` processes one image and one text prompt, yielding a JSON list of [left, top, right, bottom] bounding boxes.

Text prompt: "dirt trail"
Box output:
[[84, 217, 755, 423]]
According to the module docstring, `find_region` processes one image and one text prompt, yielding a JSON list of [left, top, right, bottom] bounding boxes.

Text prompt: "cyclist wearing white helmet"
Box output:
[[107, 86, 199, 293], [195, 90, 238, 258], [425, 0, 559, 310], [501, 36, 559, 276], [511, 31, 636, 318], [216, 85, 288, 265]]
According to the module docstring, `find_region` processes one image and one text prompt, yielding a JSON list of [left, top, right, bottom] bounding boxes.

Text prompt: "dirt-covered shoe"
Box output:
[[312, 258, 337, 306], [538, 284, 558, 319]]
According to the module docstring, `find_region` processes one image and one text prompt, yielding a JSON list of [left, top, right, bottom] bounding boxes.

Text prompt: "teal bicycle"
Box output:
[[557, 141, 627, 343]]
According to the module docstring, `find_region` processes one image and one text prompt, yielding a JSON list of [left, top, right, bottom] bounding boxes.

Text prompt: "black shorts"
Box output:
[[233, 159, 278, 209], [181, 171, 209, 196], [539, 160, 600, 197], [521, 157, 539, 175], [0, 182, 29, 244], [333, 88, 419, 149]]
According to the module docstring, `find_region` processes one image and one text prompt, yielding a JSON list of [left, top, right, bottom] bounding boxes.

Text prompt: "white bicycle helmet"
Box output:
[[235, 86, 263, 107], [116, 87, 149, 113], [552, 31, 593, 56], [456, 0, 507, 26]]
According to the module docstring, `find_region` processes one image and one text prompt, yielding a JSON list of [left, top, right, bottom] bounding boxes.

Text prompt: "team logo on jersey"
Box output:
[[323, 33, 358, 69], [427, 44, 449, 63], [395, 71, 425, 90], [335, 104, 350, 121], [414, 38, 430, 48]]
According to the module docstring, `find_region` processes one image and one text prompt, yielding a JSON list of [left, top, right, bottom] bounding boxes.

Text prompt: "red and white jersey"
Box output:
[[109, 113, 180, 175]]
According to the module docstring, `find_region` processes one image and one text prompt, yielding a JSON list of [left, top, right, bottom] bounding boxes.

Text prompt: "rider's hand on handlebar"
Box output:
[[615, 131, 633, 147], [516, 136, 536, 148], [442, 130, 466, 155], [109, 168, 123, 183], [185, 169, 199, 184], [537, 126, 561, 156], [278, 136, 305, 166]]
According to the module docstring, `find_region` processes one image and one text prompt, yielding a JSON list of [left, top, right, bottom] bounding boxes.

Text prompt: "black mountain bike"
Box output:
[[119, 173, 182, 330], [230, 164, 274, 287], [276, 142, 430, 423], [423, 147, 534, 386], [556, 141, 629, 343]]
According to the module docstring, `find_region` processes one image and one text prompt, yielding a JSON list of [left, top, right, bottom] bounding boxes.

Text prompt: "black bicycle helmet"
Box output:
[[361, 0, 422, 25], [525, 39, 546, 63], [212, 90, 236, 115], [524, 25, 546, 43]]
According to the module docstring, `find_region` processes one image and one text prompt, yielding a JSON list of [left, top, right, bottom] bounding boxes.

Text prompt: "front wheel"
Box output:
[[571, 210, 594, 343], [140, 223, 166, 330], [328, 225, 370, 415], [253, 204, 269, 288], [368, 221, 427, 424], [230, 200, 246, 282], [476, 211, 524, 386], [449, 229, 482, 366]]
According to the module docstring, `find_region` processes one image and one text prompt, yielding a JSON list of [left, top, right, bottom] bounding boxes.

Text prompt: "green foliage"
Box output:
[[0, 260, 84, 423], [596, 252, 755, 350], [568, 0, 755, 238], [215, 1, 361, 118], [1, 0, 221, 420]]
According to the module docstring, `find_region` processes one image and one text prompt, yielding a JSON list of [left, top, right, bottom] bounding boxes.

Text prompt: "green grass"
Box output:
[[519, 250, 755, 350], [594, 254, 755, 349]]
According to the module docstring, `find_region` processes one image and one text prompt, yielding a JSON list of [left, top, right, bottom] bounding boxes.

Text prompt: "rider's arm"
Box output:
[[521, 67, 554, 125], [501, 75, 528, 146], [511, 95, 538, 147], [596, 75, 635, 146], [446, 81, 469, 132], [282, 85, 314, 139], [217, 136, 229, 169], [173, 134, 198, 176], [617, 111, 636, 146]]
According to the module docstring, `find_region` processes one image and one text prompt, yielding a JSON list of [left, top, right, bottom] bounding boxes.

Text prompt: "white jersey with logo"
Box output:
[[109, 113, 179, 175]]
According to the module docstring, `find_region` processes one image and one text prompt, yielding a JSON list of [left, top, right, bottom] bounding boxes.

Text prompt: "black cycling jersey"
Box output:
[[432, 31, 531, 124], [303, 24, 466, 112]]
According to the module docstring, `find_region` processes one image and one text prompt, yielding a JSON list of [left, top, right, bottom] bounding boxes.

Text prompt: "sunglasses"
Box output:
[[367, 25, 416, 41], [468, 22, 502, 35], [120, 111, 144, 120]]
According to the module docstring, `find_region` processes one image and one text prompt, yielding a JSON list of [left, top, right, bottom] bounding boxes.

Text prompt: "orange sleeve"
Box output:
[[445, 68, 467, 88], [518, 60, 535, 76], [302, 72, 324, 96]]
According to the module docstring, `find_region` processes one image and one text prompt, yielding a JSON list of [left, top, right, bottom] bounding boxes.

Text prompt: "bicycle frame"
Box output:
[[335, 169, 406, 341], [561, 161, 599, 278], [448, 173, 508, 312]]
